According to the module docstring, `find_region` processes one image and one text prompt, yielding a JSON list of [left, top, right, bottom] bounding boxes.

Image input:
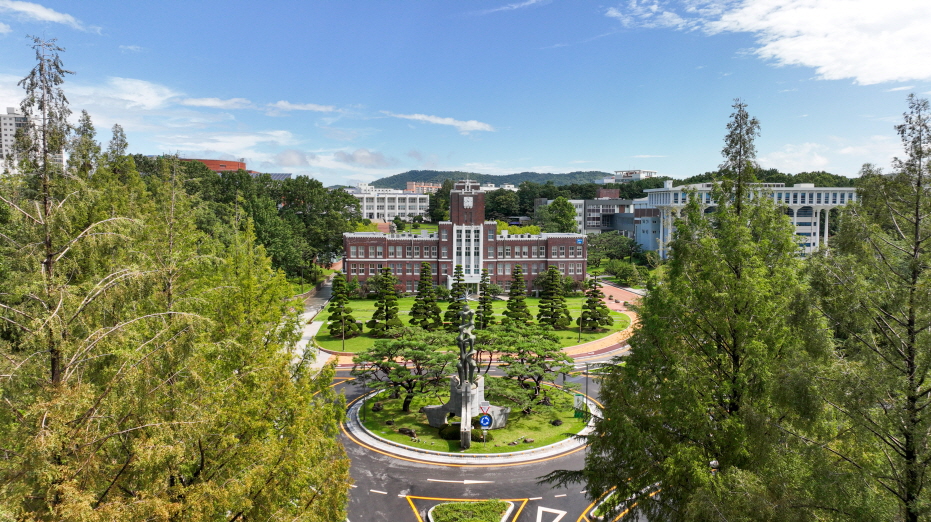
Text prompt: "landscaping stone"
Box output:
[[398, 427, 417, 438], [371, 402, 383, 413], [523, 438, 534, 444], [551, 419, 563, 426], [385, 420, 394, 426]]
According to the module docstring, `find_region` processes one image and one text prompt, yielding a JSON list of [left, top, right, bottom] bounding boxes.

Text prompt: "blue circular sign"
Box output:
[[479, 414, 492, 428]]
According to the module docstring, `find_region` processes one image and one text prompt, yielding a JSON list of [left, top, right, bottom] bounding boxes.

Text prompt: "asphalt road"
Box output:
[[335, 360, 637, 522]]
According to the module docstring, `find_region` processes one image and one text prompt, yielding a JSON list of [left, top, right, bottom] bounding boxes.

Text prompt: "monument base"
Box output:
[[423, 375, 510, 430]]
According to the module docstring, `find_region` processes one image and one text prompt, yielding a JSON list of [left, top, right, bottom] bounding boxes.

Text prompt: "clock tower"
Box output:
[[450, 180, 485, 225]]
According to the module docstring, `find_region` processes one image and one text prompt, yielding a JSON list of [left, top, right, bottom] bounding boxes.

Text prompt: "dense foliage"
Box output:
[[409, 262, 443, 330], [0, 39, 350, 521]]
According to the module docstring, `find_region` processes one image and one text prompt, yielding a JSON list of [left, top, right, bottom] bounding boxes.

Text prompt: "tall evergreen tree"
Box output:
[[501, 263, 532, 326], [577, 278, 613, 331], [366, 266, 402, 336], [328, 271, 362, 339], [477, 268, 495, 329], [444, 264, 467, 331], [536, 266, 571, 329], [810, 95, 931, 521], [409, 262, 442, 330], [544, 100, 834, 521], [68, 109, 99, 178]]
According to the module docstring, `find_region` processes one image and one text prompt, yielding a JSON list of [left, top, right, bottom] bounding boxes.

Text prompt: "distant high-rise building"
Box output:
[[0, 107, 28, 167]]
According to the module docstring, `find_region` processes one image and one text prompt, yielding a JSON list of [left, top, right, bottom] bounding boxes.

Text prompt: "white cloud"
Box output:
[[383, 111, 494, 134], [886, 85, 915, 92], [333, 148, 397, 168], [480, 0, 546, 15], [0, 21, 11, 33], [606, 0, 931, 85], [0, 0, 99, 32], [181, 97, 252, 109], [119, 45, 143, 53], [70, 77, 180, 111], [268, 100, 336, 113], [760, 142, 830, 172], [275, 149, 317, 167]]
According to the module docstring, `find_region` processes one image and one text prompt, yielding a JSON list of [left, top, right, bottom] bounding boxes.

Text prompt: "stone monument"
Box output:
[[422, 300, 510, 448]]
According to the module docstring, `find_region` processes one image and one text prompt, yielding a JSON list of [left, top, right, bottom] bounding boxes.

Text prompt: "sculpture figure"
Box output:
[[456, 303, 477, 386]]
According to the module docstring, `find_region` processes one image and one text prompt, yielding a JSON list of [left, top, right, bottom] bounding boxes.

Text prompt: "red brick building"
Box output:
[[343, 180, 588, 293]]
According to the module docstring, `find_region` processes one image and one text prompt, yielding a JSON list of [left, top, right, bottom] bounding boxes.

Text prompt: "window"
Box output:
[[538, 246, 546, 257], [369, 264, 376, 275], [488, 229, 494, 241], [442, 229, 448, 240], [832, 192, 837, 204], [497, 246, 503, 257], [442, 264, 448, 275], [569, 264, 575, 275], [431, 246, 437, 257], [531, 263, 538, 274], [817, 193, 822, 204], [505, 246, 511, 257], [388, 246, 395, 257], [369, 246, 376, 258], [559, 246, 565, 257], [840, 193, 846, 203], [414, 263, 420, 275], [559, 263, 565, 275], [522, 246, 528, 258], [551, 246, 557, 258], [431, 263, 437, 273], [414, 281, 419, 292], [576, 263, 583, 274], [350, 246, 357, 257], [442, 246, 448, 258], [505, 263, 511, 275], [406, 263, 412, 275], [488, 246, 494, 258], [350, 263, 357, 275], [569, 246, 576, 257], [497, 263, 504, 275], [406, 246, 412, 257], [406, 281, 413, 292], [376, 246, 383, 257], [414, 246, 420, 257]]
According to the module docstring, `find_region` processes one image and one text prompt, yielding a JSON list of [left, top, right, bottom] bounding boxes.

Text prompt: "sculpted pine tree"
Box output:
[[544, 101, 834, 521], [810, 95, 931, 521], [409, 262, 442, 330], [328, 271, 362, 339], [536, 266, 571, 329], [444, 264, 467, 331], [366, 266, 402, 337], [477, 268, 495, 328], [578, 278, 613, 331], [501, 263, 532, 326]]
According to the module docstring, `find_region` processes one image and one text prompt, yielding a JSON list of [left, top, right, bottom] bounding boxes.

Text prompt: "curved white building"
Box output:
[[644, 180, 857, 258]]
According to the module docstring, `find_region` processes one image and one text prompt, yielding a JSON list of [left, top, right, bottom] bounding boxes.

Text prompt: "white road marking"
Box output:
[[529, 496, 543, 500], [426, 479, 494, 484], [554, 494, 566, 497], [350, 485, 357, 488], [370, 489, 387, 495], [536, 506, 568, 522]]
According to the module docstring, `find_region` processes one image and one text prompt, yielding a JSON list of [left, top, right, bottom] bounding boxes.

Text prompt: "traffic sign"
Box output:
[[479, 414, 492, 428]]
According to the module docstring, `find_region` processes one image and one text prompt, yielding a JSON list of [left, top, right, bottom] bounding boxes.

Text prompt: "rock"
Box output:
[[523, 438, 534, 444], [371, 402, 384, 413], [551, 419, 564, 426], [418, 406, 426, 413], [398, 427, 417, 438], [385, 420, 394, 426], [508, 441, 519, 446]]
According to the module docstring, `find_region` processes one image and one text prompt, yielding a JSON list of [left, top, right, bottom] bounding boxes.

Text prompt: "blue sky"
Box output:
[[1, 1, 929, 185]]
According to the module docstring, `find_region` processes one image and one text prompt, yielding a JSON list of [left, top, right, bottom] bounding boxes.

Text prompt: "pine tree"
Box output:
[[444, 264, 467, 331], [366, 266, 402, 336], [68, 109, 99, 178], [409, 262, 442, 330], [810, 95, 931, 521], [544, 100, 834, 521], [477, 268, 495, 329], [577, 278, 613, 331], [502, 263, 532, 326], [536, 266, 571, 329], [328, 272, 362, 339]]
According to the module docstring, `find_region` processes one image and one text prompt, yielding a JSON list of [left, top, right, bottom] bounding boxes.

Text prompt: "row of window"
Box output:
[[349, 243, 585, 260], [670, 191, 856, 206], [346, 262, 585, 277]]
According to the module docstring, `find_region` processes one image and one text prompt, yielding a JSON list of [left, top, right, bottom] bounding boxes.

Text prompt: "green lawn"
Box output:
[[407, 222, 438, 233], [358, 379, 587, 454], [313, 296, 631, 353]]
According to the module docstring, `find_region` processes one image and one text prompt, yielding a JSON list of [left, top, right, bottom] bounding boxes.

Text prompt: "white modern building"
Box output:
[[479, 182, 518, 192], [1, 107, 27, 166], [345, 183, 430, 221], [644, 180, 858, 258], [599, 169, 657, 184]]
